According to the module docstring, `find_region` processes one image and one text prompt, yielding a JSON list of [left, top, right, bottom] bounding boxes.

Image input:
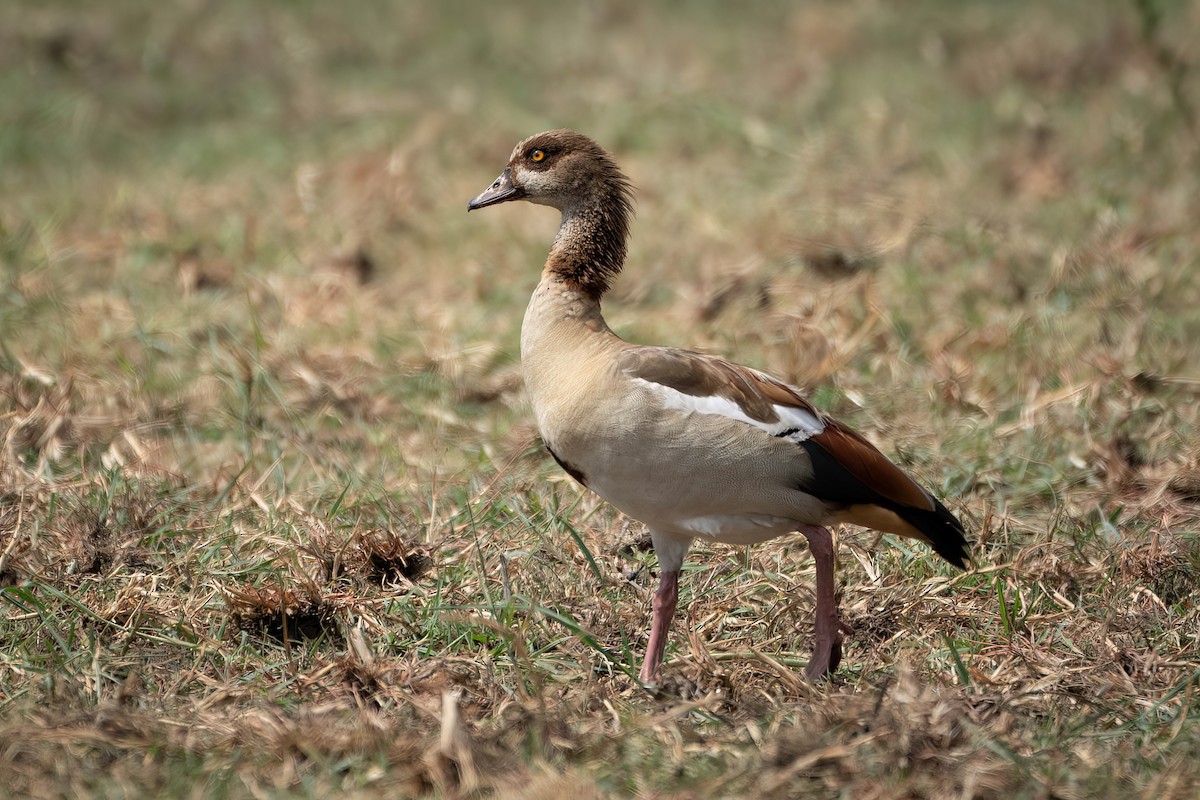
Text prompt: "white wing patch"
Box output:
[[634, 378, 825, 442]]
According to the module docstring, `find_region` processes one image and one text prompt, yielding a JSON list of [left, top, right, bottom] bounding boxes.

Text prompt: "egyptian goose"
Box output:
[[467, 130, 969, 684]]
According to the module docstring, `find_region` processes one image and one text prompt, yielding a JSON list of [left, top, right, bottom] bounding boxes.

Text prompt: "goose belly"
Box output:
[[545, 409, 828, 544], [584, 459, 803, 543]]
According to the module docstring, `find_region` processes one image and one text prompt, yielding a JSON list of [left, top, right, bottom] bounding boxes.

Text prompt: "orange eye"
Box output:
[[530, 149, 545, 162]]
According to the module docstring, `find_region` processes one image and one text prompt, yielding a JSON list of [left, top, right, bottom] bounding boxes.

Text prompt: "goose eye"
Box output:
[[530, 149, 545, 162]]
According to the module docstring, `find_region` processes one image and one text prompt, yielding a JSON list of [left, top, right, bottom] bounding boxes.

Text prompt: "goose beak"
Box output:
[[467, 167, 524, 211]]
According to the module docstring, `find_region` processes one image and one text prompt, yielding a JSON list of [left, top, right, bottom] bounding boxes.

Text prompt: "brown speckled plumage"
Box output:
[[511, 130, 634, 298]]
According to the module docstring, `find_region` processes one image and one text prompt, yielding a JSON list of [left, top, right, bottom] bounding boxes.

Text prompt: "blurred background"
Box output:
[[4, 0, 1197, 484], [2, 1, 1200, 797]]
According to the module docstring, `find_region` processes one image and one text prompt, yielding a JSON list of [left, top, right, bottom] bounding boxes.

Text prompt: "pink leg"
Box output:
[[799, 524, 844, 680], [639, 569, 679, 684]]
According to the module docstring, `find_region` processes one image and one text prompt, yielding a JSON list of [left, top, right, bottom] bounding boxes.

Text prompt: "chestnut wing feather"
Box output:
[[808, 420, 935, 512], [618, 345, 784, 423], [618, 345, 934, 512]]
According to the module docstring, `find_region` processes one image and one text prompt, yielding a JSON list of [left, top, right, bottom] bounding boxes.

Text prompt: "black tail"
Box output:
[[797, 438, 972, 569], [894, 497, 971, 569]]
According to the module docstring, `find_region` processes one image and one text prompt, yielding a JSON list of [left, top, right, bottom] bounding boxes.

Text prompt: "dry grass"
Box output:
[[3, 0, 1200, 797]]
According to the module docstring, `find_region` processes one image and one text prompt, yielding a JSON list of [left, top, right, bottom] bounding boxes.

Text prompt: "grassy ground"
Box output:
[[3, 1, 1200, 797]]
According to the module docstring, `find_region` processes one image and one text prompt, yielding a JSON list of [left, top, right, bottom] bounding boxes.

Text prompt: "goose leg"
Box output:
[[799, 524, 843, 680], [639, 568, 679, 684], [639, 532, 691, 685]]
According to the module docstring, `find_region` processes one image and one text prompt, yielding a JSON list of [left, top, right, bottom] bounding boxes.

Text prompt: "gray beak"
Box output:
[[467, 167, 524, 211]]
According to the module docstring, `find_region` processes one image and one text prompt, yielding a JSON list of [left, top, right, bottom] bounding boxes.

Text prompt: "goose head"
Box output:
[[467, 129, 632, 216], [468, 129, 634, 298]]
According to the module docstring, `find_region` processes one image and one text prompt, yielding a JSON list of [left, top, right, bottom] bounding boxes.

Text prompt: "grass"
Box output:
[[2, 0, 1200, 797]]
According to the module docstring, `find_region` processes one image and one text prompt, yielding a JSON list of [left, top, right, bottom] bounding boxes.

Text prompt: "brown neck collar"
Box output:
[[544, 175, 633, 300]]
